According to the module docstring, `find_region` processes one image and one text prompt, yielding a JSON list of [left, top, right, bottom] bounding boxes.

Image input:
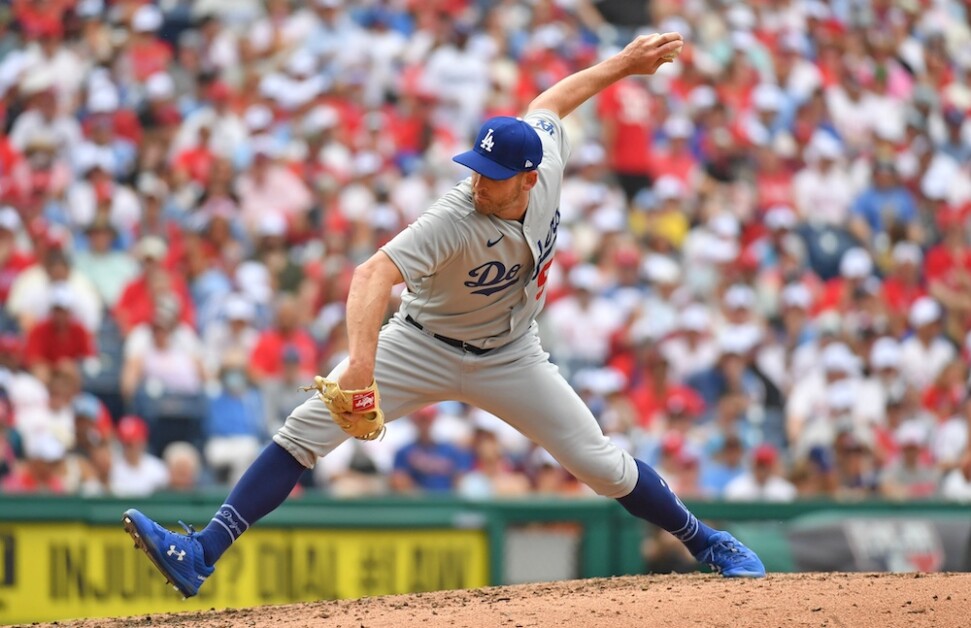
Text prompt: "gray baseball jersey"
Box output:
[[380, 110, 569, 348], [274, 109, 638, 499]]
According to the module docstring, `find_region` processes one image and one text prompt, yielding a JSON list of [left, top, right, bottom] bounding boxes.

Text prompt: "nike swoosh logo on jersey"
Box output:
[[487, 234, 504, 247]]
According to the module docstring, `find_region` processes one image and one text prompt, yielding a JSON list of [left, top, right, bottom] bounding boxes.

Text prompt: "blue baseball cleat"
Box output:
[[694, 531, 767, 578], [122, 508, 214, 598]]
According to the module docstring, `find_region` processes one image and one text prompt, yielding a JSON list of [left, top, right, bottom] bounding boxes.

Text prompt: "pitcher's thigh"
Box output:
[[274, 322, 459, 467], [468, 360, 637, 498]]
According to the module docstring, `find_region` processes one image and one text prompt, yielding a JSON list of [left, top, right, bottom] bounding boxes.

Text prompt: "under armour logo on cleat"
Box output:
[[167, 545, 186, 561]]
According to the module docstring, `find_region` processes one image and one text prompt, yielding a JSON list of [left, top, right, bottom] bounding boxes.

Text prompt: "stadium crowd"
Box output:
[[2, 0, 971, 504]]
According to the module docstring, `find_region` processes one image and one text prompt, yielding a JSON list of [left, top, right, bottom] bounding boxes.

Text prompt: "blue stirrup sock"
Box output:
[[616, 458, 716, 555], [196, 442, 307, 566]]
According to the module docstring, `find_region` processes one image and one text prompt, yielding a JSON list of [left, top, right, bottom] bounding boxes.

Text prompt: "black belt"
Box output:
[[405, 315, 493, 355]]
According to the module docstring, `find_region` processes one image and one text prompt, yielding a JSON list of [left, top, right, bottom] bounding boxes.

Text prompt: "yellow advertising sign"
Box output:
[[0, 524, 488, 624]]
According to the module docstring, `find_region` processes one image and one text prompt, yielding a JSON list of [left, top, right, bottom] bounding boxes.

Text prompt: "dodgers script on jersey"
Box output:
[[381, 110, 571, 348]]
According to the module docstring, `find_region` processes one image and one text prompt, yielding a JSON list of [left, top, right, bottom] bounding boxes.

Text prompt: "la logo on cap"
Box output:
[[480, 128, 495, 152]]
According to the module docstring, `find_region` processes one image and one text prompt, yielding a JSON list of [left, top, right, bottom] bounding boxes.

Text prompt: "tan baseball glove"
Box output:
[[300, 375, 386, 440]]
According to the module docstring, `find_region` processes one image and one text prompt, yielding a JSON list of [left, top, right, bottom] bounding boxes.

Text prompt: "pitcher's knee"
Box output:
[[271, 431, 317, 469], [560, 444, 638, 499]]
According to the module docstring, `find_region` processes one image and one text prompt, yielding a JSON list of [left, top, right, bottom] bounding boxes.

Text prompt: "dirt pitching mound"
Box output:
[[21, 572, 971, 628]]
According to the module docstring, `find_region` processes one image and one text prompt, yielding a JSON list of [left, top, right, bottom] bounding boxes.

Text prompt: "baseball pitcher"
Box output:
[[123, 32, 764, 598]]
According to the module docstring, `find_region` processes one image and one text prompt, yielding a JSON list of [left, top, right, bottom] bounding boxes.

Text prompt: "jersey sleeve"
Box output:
[[380, 199, 468, 292], [524, 109, 571, 169]]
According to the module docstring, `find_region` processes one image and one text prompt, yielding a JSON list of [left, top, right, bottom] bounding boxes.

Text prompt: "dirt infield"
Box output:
[[21, 572, 971, 628]]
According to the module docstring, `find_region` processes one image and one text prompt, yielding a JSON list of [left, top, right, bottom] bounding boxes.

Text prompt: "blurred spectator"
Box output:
[[879, 422, 940, 500], [793, 132, 853, 226], [699, 434, 746, 498], [0, 207, 33, 307], [261, 345, 322, 435], [940, 450, 971, 502], [203, 294, 260, 375], [546, 264, 624, 377], [249, 295, 316, 383], [6, 246, 102, 332], [236, 139, 313, 236], [900, 297, 956, 391], [1, 429, 67, 494], [724, 444, 797, 502], [390, 407, 472, 493], [114, 236, 195, 334], [162, 441, 203, 491], [833, 431, 880, 500], [72, 217, 140, 308], [22, 283, 96, 385], [848, 160, 920, 249], [0, 399, 21, 483], [109, 415, 169, 497], [204, 367, 264, 485], [457, 428, 531, 499], [529, 446, 586, 496], [121, 296, 206, 402]]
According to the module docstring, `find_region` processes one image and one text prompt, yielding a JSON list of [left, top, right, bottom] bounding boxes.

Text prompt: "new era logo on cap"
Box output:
[[453, 116, 543, 180]]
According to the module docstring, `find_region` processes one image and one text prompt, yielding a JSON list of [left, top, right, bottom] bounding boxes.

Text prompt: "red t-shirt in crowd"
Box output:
[[648, 149, 698, 185], [924, 245, 971, 286], [755, 170, 795, 211], [113, 273, 196, 333], [249, 329, 318, 379], [23, 318, 96, 367], [597, 80, 653, 175], [881, 278, 926, 314], [126, 39, 174, 83]]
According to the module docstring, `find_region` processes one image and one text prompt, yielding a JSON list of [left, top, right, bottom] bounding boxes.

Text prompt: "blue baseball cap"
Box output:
[[453, 116, 543, 180]]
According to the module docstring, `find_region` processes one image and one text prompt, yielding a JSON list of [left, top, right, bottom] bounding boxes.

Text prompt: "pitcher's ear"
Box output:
[[523, 170, 539, 191]]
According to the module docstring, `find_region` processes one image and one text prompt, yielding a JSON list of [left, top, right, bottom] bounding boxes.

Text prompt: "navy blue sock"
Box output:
[[616, 458, 716, 556], [196, 442, 306, 566]]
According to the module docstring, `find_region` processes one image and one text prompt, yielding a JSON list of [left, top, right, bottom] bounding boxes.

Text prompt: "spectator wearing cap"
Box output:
[[65, 142, 141, 237], [650, 117, 699, 187], [203, 295, 260, 376], [753, 205, 799, 271], [110, 415, 169, 497], [249, 295, 317, 384], [236, 136, 313, 237], [786, 342, 878, 454], [849, 160, 921, 248], [776, 283, 815, 352], [661, 303, 718, 383], [6, 246, 103, 332], [642, 176, 691, 251], [724, 444, 797, 502], [814, 247, 874, 316], [881, 241, 926, 331], [879, 422, 940, 500], [0, 206, 33, 304], [793, 131, 854, 226], [22, 283, 96, 385], [113, 236, 195, 334], [260, 344, 319, 436], [204, 364, 265, 485], [682, 212, 740, 296], [121, 294, 207, 404], [8, 127, 73, 210], [73, 217, 139, 308], [8, 73, 82, 155], [545, 264, 624, 378], [559, 143, 623, 227], [171, 123, 217, 187], [76, 99, 139, 181], [254, 213, 305, 294], [390, 407, 473, 493], [120, 4, 173, 84], [0, 429, 67, 494], [899, 297, 956, 391], [925, 205, 971, 321]]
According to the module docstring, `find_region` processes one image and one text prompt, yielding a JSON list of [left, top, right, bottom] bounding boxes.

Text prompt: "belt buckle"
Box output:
[[461, 342, 474, 353]]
